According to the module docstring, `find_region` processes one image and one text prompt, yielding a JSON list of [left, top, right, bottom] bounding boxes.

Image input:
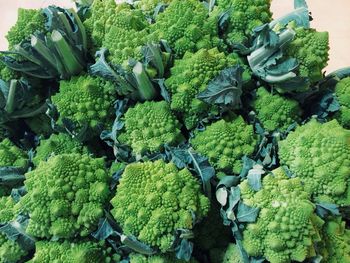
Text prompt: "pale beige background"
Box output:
[[0, 0, 349, 72]]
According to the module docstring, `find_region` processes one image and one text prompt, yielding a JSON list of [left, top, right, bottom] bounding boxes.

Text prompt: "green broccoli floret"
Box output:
[[165, 48, 248, 129], [33, 133, 88, 166], [0, 60, 18, 81], [5, 8, 46, 49], [319, 217, 350, 263], [30, 240, 119, 263], [278, 119, 350, 206], [150, 0, 223, 57], [0, 138, 28, 168], [252, 87, 302, 131], [216, 0, 272, 45], [284, 24, 329, 87], [118, 101, 183, 155], [18, 153, 110, 239], [191, 117, 257, 174], [334, 77, 350, 128], [0, 196, 27, 263], [51, 75, 116, 132], [84, 1, 150, 58], [129, 253, 197, 263], [239, 167, 324, 263], [111, 160, 210, 252], [135, 0, 173, 13]]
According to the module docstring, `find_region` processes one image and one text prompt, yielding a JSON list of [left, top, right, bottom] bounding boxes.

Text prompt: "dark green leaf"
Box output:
[[121, 234, 156, 255], [217, 175, 241, 189], [316, 203, 340, 218], [198, 66, 243, 109], [155, 78, 171, 102], [164, 144, 192, 169], [0, 167, 26, 186], [175, 239, 193, 261], [247, 170, 262, 191], [236, 202, 260, 223], [91, 217, 115, 240]]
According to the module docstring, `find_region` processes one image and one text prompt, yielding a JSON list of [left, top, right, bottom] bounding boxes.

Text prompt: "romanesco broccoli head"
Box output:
[[51, 75, 116, 132], [129, 253, 197, 263], [19, 153, 110, 239], [135, 0, 173, 13], [31, 240, 119, 263], [150, 0, 223, 57], [334, 77, 350, 128], [319, 217, 350, 263], [278, 119, 350, 206], [285, 24, 329, 86], [111, 160, 210, 252], [191, 117, 257, 174], [165, 48, 248, 129], [0, 196, 27, 263], [84, 0, 149, 55], [0, 60, 18, 81], [217, 0, 272, 44], [33, 133, 88, 166], [118, 101, 184, 154], [5, 8, 46, 49], [252, 87, 302, 131], [0, 138, 28, 168], [239, 167, 323, 263]]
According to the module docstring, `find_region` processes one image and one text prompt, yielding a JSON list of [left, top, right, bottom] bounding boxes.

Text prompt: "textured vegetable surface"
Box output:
[[0, 0, 348, 262]]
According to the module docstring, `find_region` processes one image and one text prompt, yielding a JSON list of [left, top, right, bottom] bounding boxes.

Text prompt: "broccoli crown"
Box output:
[[135, 0, 174, 13], [334, 77, 350, 128], [0, 196, 27, 263], [150, 0, 222, 57], [129, 253, 197, 263], [118, 101, 183, 154], [0, 138, 28, 168], [319, 217, 350, 263], [252, 87, 302, 131], [217, 0, 272, 44], [5, 8, 46, 49], [239, 168, 323, 263], [0, 196, 15, 223], [103, 26, 155, 67], [84, 0, 149, 56], [111, 160, 209, 252], [51, 75, 116, 131], [278, 119, 350, 206], [165, 48, 244, 129], [33, 133, 88, 166], [19, 153, 110, 239], [191, 117, 257, 174], [285, 25, 329, 84], [0, 233, 27, 263], [31, 240, 119, 263]]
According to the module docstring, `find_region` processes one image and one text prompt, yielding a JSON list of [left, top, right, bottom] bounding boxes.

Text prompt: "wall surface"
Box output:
[[0, 0, 349, 72]]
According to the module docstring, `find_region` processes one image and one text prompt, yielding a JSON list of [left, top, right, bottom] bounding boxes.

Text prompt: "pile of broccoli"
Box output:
[[0, 0, 349, 262]]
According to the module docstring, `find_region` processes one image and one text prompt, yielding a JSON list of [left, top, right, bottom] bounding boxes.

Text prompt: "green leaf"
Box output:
[[247, 165, 264, 191], [197, 66, 243, 109], [236, 202, 260, 223], [175, 239, 194, 261], [315, 203, 340, 219], [121, 234, 156, 255], [91, 217, 115, 240]]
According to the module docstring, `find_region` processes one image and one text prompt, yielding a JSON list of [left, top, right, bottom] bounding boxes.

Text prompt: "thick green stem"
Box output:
[[51, 30, 83, 77], [5, 80, 17, 114], [31, 35, 58, 69], [69, 8, 87, 52], [132, 62, 157, 101]]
